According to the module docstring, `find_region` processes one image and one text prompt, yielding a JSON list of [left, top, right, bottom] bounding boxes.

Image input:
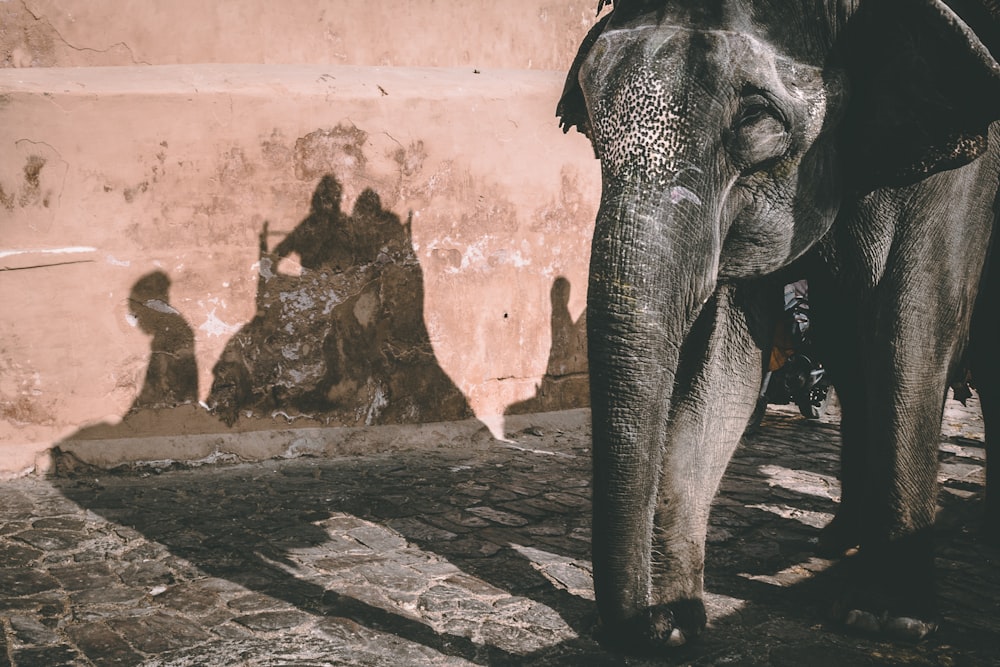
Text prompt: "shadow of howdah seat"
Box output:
[[208, 175, 472, 428]]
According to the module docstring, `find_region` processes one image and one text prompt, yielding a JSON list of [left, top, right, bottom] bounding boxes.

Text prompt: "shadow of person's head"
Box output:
[[127, 270, 198, 410], [311, 173, 344, 214], [129, 271, 178, 336], [551, 276, 571, 307]]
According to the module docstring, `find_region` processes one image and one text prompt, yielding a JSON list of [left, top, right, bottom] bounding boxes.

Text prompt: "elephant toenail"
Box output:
[[883, 616, 937, 641], [666, 628, 686, 647], [845, 609, 881, 634]]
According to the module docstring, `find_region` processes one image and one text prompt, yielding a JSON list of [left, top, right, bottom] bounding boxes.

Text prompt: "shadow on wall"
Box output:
[[205, 173, 473, 428], [506, 276, 588, 417], [61, 175, 472, 450], [126, 271, 199, 411], [208, 174, 472, 426], [62, 271, 204, 444]]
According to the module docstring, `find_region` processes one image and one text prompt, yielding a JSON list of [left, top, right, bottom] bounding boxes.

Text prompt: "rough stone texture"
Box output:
[[0, 402, 997, 665], [0, 1, 602, 70], [0, 65, 599, 474]]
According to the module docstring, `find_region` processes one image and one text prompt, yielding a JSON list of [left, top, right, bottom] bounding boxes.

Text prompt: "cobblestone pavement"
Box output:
[[1, 400, 997, 666]]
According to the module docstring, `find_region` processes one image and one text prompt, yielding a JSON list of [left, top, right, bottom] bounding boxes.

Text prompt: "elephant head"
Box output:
[[559, 0, 1000, 652]]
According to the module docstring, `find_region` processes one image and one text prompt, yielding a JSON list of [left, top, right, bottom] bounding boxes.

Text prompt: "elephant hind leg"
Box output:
[[971, 247, 1000, 540], [808, 273, 870, 558], [981, 389, 1000, 540], [834, 530, 939, 641], [815, 370, 869, 558]]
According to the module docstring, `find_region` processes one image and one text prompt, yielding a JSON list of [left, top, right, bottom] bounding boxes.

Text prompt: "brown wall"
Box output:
[[0, 3, 604, 476]]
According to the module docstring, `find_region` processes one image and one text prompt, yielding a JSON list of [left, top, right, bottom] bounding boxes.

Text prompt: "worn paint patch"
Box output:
[[105, 254, 131, 267], [0, 350, 55, 427], [199, 309, 242, 338], [0, 247, 96, 259], [1, 146, 68, 227], [294, 125, 368, 182]]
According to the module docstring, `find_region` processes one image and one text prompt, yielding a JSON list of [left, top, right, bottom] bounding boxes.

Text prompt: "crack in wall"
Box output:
[[0, 259, 95, 272], [19, 0, 152, 66]]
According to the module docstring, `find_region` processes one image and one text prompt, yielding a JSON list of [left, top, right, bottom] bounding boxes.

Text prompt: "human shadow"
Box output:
[[126, 271, 199, 411], [208, 174, 472, 428], [506, 276, 589, 417], [58, 271, 203, 446]]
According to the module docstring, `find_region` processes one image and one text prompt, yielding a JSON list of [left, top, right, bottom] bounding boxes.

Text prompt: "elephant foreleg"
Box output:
[[638, 283, 768, 646], [809, 273, 871, 557]]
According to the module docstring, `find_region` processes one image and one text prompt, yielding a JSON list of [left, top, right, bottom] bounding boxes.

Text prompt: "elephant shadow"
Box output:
[[49, 408, 1000, 664], [208, 174, 472, 429], [57, 174, 472, 449]]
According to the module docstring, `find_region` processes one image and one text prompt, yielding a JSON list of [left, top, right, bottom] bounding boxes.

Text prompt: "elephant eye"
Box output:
[[728, 93, 790, 173], [735, 93, 785, 127], [736, 100, 775, 128]]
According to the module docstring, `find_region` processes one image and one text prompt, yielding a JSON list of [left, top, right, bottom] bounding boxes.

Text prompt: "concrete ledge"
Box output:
[[0, 64, 598, 473], [52, 409, 592, 474]]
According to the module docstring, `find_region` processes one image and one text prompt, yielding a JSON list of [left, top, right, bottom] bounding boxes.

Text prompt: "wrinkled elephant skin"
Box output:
[[560, 0, 1000, 653]]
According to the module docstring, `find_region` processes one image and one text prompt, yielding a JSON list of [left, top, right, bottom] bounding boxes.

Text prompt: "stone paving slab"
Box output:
[[1, 401, 998, 666]]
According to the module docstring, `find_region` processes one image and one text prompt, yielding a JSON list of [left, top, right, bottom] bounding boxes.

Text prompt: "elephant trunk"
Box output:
[[587, 179, 721, 624]]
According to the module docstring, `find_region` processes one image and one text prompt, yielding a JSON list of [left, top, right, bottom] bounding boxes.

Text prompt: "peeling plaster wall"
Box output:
[[0, 64, 599, 474], [1, 1, 602, 70]]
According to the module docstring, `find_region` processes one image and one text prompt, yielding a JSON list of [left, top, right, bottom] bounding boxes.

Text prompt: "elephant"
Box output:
[[558, 0, 1000, 654]]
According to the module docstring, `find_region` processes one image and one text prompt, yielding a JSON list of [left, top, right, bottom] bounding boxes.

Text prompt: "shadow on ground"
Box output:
[[19, 409, 993, 665]]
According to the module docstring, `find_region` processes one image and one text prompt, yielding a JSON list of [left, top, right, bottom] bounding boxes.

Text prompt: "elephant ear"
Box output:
[[839, 0, 1000, 190], [557, 11, 614, 140]]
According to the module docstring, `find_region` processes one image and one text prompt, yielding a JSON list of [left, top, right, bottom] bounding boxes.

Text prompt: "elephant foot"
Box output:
[[983, 498, 1000, 545], [841, 608, 938, 642], [832, 540, 939, 642], [595, 599, 707, 655], [815, 513, 862, 558], [835, 585, 939, 642]]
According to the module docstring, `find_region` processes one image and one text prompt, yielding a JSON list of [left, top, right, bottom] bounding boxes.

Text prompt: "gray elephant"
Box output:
[[558, 0, 1000, 654]]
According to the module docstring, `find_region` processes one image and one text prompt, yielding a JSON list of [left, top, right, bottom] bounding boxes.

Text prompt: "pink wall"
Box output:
[[2, 1, 602, 70], [0, 4, 604, 475]]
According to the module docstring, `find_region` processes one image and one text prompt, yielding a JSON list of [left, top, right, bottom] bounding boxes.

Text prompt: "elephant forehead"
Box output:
[[584, 25, 832, 182], [584, 27, 747, 183], [593, 64, 694, 182]]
